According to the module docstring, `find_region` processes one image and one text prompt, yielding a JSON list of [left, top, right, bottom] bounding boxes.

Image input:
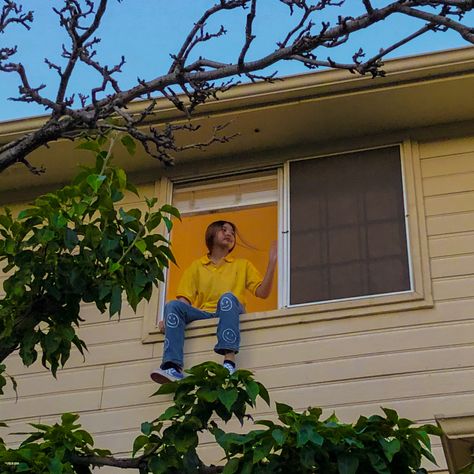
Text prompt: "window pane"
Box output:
[[289, 146, 410, 305]]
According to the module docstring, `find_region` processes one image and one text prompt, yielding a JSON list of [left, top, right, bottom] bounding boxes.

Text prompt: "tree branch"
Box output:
[[0, 1, 473, 174], [69, 453, 224, 473]]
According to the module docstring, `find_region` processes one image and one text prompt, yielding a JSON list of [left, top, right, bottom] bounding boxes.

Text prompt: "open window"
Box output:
[[162, 172, 279, 315]]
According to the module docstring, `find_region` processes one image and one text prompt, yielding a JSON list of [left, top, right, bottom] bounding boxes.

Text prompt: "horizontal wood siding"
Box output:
[[2, 138, 474, 472]]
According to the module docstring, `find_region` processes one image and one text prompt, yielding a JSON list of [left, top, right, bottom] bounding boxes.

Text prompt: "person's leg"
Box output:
[[151, 300, 212, 383], [214, 293, 243, 365], [161, 300, 213, 370]]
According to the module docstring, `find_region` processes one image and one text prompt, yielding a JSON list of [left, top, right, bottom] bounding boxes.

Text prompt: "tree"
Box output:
[[0, 135, 445, 473], [0, 1, 473, 174]]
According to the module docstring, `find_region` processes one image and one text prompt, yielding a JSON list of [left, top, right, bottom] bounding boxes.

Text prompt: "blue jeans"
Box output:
[[161, 292, 244, 369]]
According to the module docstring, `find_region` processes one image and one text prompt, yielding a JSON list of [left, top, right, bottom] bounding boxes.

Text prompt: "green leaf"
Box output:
[[271, 428, 287, 445], [381, 407, 399, 425], [158, 406, 180, 421], [420, 447, 437, 465], [134, 239, 147, 254], [115, 168, 127, 190], [218, 388, 239, 412], [77, 141, 101, 153], [17, 208, 38, 220], [141, 421, 153, 436], [296, 422, 324, 448], [109, 285, 122, 317], [338, 454, 359, 474], [61, 413, 79, 425], [148, 456, 166, 474], [253, 438, 273, 463], [36, 228, 56, 244], [379, 438, 401, 462], [160, 204, 181, 219], [158, 245, 176, 265], [145, 197, 158, 208], [126, 181, 140, 197], [257, 382, 270, 405], [153, 382, 178, 396], [121, 135, 136, 156], [416, 430, 431, 449], [163, 215, 173, 232], [109, 262, 121, 273], [196, 388, 218, 402], [276, 402, 292, 416], [86, 173, 106, 192], [48, 457, 63, 474], [368, 452, 390, 474], [245, 380, 259, 404], [133, 434, 149, 456], [223, 458, 240, 474], [119, 207, 137, 224]]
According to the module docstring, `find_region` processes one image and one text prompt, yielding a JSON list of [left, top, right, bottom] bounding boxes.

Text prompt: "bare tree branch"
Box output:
[[0, 0, 32, 33], [68, 452, 224, 473], [0, 0, 473, 174]]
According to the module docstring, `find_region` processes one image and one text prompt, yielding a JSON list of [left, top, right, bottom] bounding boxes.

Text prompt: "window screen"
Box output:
[[289, 146, 410, 305]]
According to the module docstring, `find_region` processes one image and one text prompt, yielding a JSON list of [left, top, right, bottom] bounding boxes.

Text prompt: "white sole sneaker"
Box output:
[[150, 368, 183, 384]]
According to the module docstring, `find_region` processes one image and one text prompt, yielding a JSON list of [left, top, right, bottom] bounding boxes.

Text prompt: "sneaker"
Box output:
[[223, 361, 236, 375], [150, 367, 184, 384]]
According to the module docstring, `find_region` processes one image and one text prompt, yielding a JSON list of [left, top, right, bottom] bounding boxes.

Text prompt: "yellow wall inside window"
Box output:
[[166, 204, 278, 313]]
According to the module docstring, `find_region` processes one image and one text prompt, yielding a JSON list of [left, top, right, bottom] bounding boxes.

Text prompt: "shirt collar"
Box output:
[[200, 254, 234, 265]]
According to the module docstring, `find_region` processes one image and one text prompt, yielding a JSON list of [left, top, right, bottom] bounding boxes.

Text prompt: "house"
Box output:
[[1, 47, 474, 473]]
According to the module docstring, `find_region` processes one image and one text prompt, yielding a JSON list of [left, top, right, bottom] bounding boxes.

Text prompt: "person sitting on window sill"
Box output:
[[150, 220, 277, 384]]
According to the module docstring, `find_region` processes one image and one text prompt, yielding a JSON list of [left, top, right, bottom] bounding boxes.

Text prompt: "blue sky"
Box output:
[[1, 1, 473, 121]]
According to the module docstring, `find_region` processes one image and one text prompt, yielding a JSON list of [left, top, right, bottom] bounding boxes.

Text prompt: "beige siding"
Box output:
[[2, 137, 474, 472]]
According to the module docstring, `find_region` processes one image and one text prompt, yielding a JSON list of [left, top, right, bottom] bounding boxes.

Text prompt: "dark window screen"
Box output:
[[289, 146, 410, 305]]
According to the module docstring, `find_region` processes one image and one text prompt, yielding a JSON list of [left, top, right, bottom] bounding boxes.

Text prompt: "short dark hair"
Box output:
[[205, 220, 236, 253]]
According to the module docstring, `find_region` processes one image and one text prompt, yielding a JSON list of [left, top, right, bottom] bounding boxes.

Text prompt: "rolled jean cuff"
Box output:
[[214, 346, 239, 356]]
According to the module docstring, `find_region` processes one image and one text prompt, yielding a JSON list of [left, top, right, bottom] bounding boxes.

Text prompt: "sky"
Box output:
[[0, 0, 473, 121]]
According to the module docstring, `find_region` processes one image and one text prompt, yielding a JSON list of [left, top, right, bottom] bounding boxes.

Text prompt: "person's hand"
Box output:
[[158, 319, 165, 334], [269, 240, 277, 265]]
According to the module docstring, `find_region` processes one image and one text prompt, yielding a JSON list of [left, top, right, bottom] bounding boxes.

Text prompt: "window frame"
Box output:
[[142, 139, 433, 344]]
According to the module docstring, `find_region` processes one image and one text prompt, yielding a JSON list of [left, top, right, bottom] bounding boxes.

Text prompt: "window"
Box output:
[[142, 141, 432, 342], [163, 173, 279, 314], [288, 146, 411, 306]]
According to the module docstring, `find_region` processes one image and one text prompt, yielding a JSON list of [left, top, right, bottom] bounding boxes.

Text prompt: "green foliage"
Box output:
[[136, 361, 270, 473], [213, 403, 442, 474], [0, 362, 442, 473], [0, 413, 111, 473], [0, 133, 180, 392]]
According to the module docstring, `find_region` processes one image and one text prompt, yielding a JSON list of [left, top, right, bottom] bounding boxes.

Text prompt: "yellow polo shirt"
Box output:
[[176, 255, 263, 312]]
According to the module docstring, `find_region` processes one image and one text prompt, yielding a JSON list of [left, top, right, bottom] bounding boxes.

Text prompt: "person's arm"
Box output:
[[255, 240, 277, 299]]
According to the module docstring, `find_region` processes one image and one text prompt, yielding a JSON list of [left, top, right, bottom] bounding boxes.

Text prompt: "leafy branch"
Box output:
[[0, 362, 443, 473], [0, 132, 179, 391]]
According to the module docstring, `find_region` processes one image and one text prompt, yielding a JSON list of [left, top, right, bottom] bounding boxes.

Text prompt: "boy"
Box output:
[[150, 220, 277, 383]]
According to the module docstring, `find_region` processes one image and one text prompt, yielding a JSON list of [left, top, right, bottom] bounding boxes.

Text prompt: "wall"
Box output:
[[1, 136, 474, 473]]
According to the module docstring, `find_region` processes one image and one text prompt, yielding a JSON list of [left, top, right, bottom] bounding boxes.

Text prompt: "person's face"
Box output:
[[213, 223, 235, 251]]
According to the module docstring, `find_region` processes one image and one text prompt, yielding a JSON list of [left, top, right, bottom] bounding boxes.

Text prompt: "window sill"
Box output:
[[142, 290, 433, 344]]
